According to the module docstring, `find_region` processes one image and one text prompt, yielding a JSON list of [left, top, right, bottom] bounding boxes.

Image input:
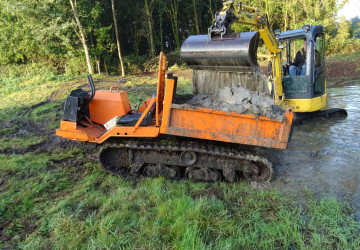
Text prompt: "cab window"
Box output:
[[313, 33, 325, 96]]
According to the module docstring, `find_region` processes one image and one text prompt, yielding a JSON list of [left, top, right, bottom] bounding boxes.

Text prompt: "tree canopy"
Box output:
[[0, 0, 358, 75]]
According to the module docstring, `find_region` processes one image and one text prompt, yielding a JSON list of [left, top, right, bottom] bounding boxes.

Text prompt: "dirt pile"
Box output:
[[183, 85, 284, 119]]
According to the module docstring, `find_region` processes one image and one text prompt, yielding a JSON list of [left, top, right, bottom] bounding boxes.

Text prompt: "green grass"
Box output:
[[0, 67, 359, 249], [0, 152, 358, 249], [0, 74, 81, 123], [0, 126, 19, 136], [327, 50, 360, 62], [0, 136, 46, 151], [28, 102, 64, 129]]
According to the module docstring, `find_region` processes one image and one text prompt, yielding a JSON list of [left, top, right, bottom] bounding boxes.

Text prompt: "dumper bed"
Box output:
[[163, 105, 292, 149]]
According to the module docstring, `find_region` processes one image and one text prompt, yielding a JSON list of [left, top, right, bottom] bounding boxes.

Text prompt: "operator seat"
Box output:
[[117, 112, 153, 126]]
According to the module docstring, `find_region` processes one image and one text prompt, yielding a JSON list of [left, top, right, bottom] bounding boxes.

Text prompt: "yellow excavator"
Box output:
[[181, 0, 347, 119]]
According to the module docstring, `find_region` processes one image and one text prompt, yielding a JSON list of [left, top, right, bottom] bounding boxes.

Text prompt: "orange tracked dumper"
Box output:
[[56, 53, 293, 182]]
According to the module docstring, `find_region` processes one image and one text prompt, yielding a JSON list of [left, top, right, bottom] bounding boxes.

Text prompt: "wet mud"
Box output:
[[0, 94, 94, 156]]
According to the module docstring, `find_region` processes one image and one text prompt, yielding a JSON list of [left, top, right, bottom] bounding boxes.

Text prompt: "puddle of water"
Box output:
[[261, 84, 360, 211]]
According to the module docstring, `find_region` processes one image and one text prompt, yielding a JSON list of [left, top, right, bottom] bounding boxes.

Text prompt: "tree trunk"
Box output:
[[69, 0, 93, 74], [193, 0, 200, 34], [159, 12, 164, 51], [167, 0, 180, 49], [144, 0, 155, 56], [283, 3, 288, 30], [111, 0, 125, 77], [104, 61, 109, 75], [96, 59, 101, 74], [132, 24, 140, 56], [204, 0, 214, 26], [209, 0, 213, 14]]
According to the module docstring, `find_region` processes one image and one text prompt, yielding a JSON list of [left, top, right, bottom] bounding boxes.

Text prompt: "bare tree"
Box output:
[[144, 0, 155, 56], [69, 0, 93, 74], [111, 0, 125, 77], [193, 0, 200, 34], [166, 0, 180, 49]]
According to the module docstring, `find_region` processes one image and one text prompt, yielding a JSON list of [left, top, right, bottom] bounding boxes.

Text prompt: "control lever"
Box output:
[[136, 99, 143, 113]]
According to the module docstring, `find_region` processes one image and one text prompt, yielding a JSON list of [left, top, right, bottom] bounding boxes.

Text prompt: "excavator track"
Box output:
[[99, 139, 273, 182], [294, 108, 348, 123]]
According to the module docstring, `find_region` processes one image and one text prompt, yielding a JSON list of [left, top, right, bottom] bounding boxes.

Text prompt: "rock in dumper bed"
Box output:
[[178, 85, 285, 120]]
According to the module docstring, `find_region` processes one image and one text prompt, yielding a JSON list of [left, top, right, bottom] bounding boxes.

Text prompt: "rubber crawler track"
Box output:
[[98, 140, 274, 182]]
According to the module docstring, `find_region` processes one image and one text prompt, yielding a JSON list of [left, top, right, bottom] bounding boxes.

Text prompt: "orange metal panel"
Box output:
[[56, 121, 93, 141], [89, 89, 131, 124], [96, 126, 159, 143], [55, 130, 91, 141], [156, 52, 167, 126], [56, 119, 159, 144], [77, 122, 107, 138], [160, 77, 176, 133], [161, 106, 293, 149], [138, 97, 152, 113], [59, 120, 77, 130]]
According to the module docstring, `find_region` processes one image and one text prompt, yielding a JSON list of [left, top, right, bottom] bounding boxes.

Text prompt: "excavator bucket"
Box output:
[[181, 32, 269, 95], [181, 32, 260, 70]]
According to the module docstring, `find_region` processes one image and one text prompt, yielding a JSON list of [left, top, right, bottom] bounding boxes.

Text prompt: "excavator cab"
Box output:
[[278, 25, 327, 112]]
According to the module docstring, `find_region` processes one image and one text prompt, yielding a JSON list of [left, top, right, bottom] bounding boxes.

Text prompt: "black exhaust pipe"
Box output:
[[87, 75, 96, 102]]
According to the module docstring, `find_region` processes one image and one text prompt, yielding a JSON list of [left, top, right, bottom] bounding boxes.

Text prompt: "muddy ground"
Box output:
[[0, 57, 359, 248]]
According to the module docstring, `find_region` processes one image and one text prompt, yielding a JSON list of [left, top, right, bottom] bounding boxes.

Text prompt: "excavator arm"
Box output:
[[209, 1, 284, 104], [209, 1, 265, 38]]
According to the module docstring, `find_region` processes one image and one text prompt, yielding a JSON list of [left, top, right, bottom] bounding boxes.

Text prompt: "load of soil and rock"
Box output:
[[192, 70, 270, 95], [176, 85, 285, 119]]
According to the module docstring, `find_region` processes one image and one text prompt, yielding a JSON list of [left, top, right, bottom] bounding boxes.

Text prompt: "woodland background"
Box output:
[[0, 0, 360, 76]]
